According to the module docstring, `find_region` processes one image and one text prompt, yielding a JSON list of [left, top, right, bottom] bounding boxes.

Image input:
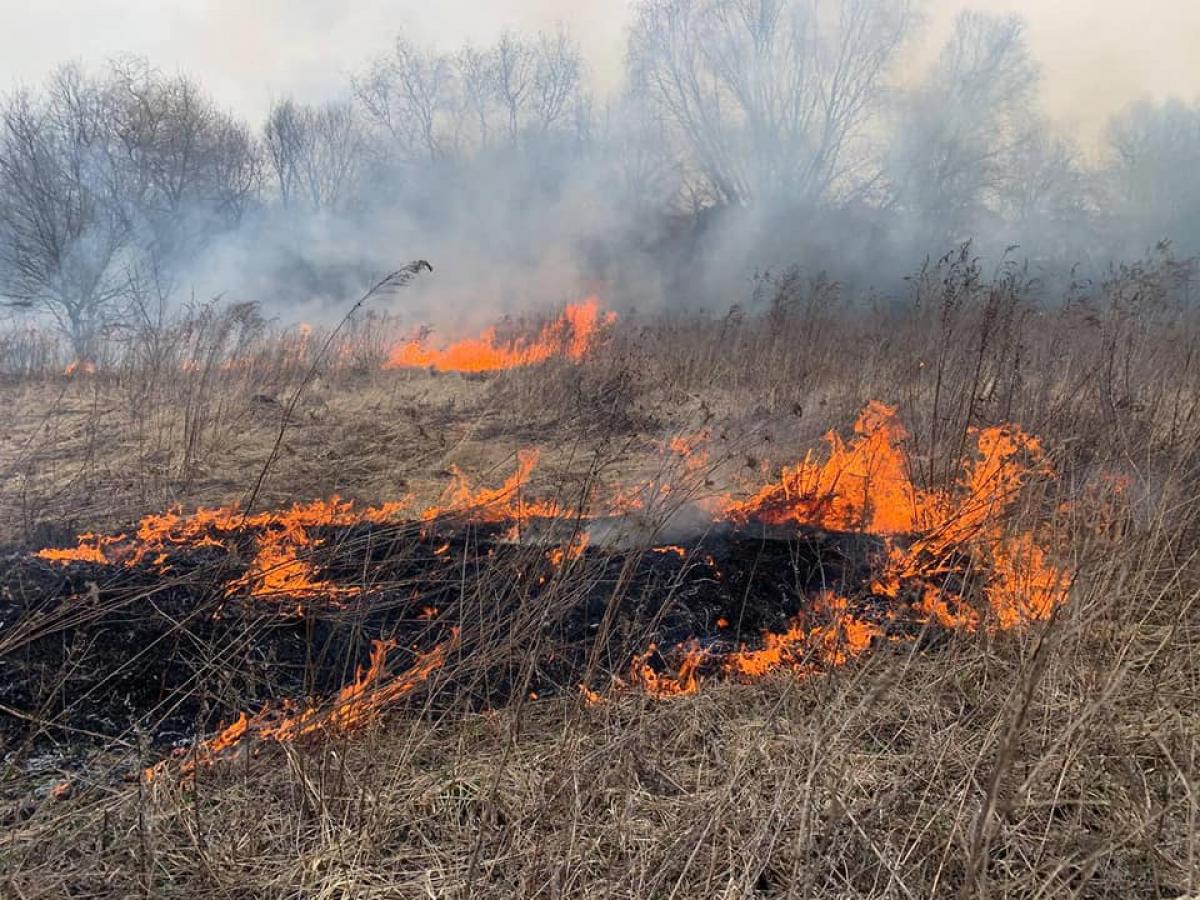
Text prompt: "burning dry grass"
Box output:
[[6, 571, 1196, 898], [383, 297, 615, 372], [2, 253, 1199, 897]]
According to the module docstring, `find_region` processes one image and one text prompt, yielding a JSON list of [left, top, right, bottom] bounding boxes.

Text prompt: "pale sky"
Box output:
[[1, 1, 1197, 149]]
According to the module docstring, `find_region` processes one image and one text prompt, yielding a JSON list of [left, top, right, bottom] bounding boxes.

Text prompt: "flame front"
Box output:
[[723, 401, 927, 533], [35, 401, 1076, 773], [37, 495, 412, 606]]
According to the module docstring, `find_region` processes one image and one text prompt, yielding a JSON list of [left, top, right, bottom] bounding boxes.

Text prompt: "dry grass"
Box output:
[[1, 251, 1198, 897]]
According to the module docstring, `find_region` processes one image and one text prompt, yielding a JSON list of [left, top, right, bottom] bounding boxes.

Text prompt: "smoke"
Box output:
[[914, 0, 1200, 153], [184, 135, 672, 327], [3, 2, 1194, 144], [1, 0, 1199, 342], [0, 1, 630, 119]]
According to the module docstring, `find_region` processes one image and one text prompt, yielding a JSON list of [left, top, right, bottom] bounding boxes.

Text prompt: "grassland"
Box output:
[[2, 253, 1198, 898]]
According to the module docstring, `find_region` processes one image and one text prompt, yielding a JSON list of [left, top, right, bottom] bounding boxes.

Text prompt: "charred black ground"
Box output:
[[0, 512, 961, 782]]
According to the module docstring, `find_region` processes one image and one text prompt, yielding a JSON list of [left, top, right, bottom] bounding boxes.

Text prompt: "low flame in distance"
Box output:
[[384, 298, 615, 373]]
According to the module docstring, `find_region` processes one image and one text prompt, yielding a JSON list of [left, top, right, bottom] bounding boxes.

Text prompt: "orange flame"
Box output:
[[423, 450, 561, 523], [619, 403, 1071, 700], [579, 684, 604, 705], [384, 298, 615, 373], [723, 402, 927, 533], [38, 496, 412, 609], [149, 632, 456, 781], [37, 401, 1074, 719], [627, 641, 706, 697], [548, 532, 590, 567], [726, 593, 883, 677], [36, 535, 111, 565]]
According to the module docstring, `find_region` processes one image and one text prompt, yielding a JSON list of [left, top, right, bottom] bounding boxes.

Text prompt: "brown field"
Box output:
[[2, 254, 1199, 898]]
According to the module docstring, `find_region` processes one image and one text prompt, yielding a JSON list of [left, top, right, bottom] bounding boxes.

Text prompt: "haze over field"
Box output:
[[0, 0, 1198, 355], [2, 1, 1197, 146]]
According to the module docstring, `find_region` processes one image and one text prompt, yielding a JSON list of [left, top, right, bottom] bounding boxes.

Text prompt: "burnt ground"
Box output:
[[0, 514, 955, 786]]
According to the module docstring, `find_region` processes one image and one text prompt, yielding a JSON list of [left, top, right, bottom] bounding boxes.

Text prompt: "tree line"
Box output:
[[2, 1, 1198, 359]]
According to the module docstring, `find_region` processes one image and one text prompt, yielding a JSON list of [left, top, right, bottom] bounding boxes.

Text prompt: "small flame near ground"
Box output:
[[145, 632, 458, 783]]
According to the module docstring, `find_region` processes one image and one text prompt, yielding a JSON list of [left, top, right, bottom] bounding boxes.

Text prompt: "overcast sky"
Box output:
[[1, 1, 1197, 149]]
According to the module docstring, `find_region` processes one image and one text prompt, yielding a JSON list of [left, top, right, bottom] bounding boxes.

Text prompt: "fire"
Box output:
[[864, 420, 1065, 629], [726, 593, 883, 677], [150, 632, 456, 781], [626, 403, 1070, 698], [222, 497, 388, 603], [50, 779, 73, 800], [625, 594, 890, 700], [548, 532, 590, 567], [36, 536, 110, 565], [35, 401, 1075, 753], [723, 401, 927, 533], [226, 533, 347, 604], [384, 298, 615, 372], [650, 545, 687, 557], [37, 495, 413, 612], [627, 642, 706, 697], [63, 360, 95, 376], [665, 431, 712, 477], [424, 449, 562, 524], [579, 684, 604, 705], [36, 449, 564, 584]]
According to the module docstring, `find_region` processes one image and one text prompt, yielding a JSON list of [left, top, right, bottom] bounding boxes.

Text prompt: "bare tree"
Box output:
[[457, 45, 497, 150], [354, 36, 456, 164], [493, 32, 535, 147], [0, 66, 132, 360], [264, 97, 305, 208], [265, 98, 364, 213], [0, 61, 262, 358], [992, 128, 1093, 259], [597, 92, 682, 217], [531, 29, 584, 135], [886, 12, 1040, 240], [1105, 98, 1200, 255], [110, 59, 259, 260], [355, 29, 589, 167], [628, 0, 913, 207]]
